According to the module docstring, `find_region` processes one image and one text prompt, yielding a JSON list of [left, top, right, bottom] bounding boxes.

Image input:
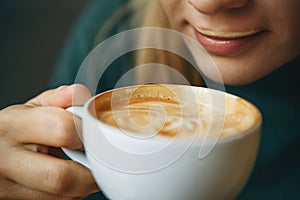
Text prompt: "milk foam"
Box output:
[[99, 101, 203, 138], [96, 85, 259, 139]]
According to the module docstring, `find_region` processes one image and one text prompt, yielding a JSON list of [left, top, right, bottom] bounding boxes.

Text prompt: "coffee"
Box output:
[[95, 84, 260, 138]]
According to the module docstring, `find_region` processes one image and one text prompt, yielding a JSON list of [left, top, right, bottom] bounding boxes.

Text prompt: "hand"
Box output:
[[0, 84, 99, 200]]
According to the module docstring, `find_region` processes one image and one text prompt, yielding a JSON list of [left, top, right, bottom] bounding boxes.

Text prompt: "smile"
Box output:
[[194, 27, 265, 55]]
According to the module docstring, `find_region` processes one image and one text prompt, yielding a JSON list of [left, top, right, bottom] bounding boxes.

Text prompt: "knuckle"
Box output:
[[0, 105, 21, 137], [0, 105, 29, 145], [46, 162, 73, 195], [51, 110, 76, 147]]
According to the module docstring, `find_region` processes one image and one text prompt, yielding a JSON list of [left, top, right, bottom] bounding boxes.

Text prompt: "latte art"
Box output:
[[95, 85, 260, 139], [99, 101, 202, 138]]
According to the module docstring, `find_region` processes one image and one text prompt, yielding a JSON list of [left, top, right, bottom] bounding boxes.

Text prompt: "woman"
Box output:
[[0, 0, 299, 199]]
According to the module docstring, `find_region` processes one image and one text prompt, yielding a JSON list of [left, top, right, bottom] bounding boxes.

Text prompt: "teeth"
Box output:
[[196, 28, 261, 38]]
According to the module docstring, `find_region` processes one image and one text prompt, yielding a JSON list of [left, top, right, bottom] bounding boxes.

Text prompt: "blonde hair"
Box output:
[[94, 0, 203, 86]]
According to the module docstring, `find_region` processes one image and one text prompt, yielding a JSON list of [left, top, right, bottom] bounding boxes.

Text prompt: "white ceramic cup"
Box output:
[[63, 84, 262, 200]]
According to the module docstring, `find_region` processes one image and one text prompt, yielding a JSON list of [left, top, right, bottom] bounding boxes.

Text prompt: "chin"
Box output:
[[204, 74, 258, 86], [221, 76, 261, 86], [199, 61, 271, 86]]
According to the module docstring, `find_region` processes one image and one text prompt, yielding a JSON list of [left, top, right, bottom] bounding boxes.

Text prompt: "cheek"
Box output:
[[267, 0, 300, 59]]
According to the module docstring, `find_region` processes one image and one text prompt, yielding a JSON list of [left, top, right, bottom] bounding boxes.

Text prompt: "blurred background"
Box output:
[[0, 0, 88, 109]]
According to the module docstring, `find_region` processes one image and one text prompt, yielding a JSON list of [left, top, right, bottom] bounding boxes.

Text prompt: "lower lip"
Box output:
[[195, 30, 263, 55]]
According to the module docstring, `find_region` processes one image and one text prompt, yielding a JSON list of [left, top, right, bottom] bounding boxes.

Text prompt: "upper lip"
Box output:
[[195, 27, 263, 39]]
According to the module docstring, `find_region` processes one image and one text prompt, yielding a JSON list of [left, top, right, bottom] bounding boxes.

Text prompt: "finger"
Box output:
[[26, 84, 91, 108], [4, 105, 82, 149], [3, 147, 99, 197], [0, 177, 80, 200]]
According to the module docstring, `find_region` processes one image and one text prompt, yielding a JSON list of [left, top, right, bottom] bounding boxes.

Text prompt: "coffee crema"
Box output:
[[94, 85, 261, 139]]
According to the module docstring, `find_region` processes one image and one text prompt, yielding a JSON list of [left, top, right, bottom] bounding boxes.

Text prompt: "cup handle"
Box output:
[[62, 106, 91, 170]]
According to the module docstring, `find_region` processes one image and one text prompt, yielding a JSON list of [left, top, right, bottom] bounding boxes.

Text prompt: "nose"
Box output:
[[188, 0, 249, 15]]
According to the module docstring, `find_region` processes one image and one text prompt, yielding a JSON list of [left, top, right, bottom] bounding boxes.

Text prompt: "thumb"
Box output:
[[26, 84, 91, 108]]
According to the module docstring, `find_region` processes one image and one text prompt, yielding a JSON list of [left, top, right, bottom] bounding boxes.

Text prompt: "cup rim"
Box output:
[[83, 84, 262, 146]]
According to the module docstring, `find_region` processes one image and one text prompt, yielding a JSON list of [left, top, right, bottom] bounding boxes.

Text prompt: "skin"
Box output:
[[158, 0, 300, 85], [0, 85, 99, 200]]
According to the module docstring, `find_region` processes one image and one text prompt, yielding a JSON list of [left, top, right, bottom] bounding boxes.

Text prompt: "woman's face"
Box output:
[[158, 0, 300, 85]]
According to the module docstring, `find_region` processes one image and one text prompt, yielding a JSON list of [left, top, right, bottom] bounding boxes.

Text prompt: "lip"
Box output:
[[194, 28, 264, 55]]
